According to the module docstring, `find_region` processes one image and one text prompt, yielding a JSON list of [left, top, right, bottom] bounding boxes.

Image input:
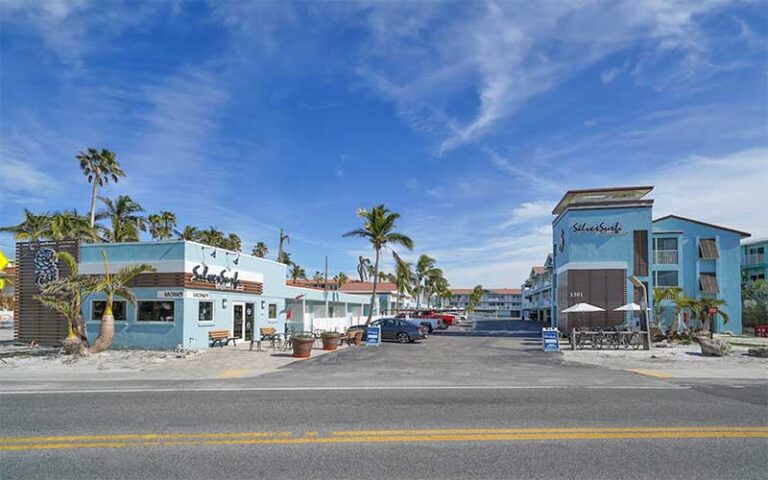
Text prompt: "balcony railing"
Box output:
[[743, 253, 766, 266], [654, 250, 678, 265]]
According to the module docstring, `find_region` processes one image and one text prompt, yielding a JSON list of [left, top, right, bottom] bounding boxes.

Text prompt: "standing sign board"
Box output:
[[366, 325, 381, 346], [542, 327, 560, 352]]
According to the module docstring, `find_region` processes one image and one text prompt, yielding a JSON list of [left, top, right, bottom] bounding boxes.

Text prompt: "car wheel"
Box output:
[[421, 323, 433, 334], [396, 332, 410, 343]]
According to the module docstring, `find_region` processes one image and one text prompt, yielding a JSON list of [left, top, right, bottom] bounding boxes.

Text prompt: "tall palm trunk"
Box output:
[[90, 293, 115, 353], [88, 174, 99, 227], [367, 248, 381, 324]]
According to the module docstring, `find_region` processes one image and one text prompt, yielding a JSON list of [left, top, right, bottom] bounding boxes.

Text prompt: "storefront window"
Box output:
[[137, 301, 175, 322], [92, 300, 127, 321], [198, 301, 213, 322], [268, 304, 277, 319]]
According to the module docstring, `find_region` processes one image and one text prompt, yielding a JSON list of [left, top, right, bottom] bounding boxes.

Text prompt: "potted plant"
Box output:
[[291, 333, 315, 358], [320, 331, 342, 351]]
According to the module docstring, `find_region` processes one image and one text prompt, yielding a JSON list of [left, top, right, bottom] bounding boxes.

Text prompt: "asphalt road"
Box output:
[[1, 320, 766, 479]]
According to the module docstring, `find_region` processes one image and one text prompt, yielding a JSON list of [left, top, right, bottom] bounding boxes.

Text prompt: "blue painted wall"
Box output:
[[653, 217, 744, 334]]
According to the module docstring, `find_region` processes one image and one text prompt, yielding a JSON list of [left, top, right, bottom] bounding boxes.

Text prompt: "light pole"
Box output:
[[629, 276, 651, 350]]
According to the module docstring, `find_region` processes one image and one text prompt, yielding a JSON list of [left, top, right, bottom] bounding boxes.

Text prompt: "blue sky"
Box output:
[[1, 0, 766, 286]]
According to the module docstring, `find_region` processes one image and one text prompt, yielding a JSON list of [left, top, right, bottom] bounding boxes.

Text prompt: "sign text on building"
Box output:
[[572, 221, 623, 235], [191, 265, 242, 290]]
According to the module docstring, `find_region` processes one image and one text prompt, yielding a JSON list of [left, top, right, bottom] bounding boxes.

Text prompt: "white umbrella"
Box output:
[[613, 302, 642, 312], [561, 302, 605, 313]]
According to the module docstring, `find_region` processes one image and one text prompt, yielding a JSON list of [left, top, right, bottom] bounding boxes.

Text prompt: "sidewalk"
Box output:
[[0, 341, 352, 382]]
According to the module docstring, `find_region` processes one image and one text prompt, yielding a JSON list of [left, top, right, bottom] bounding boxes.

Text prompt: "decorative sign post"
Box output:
[[542, 327, 560, 352], [366, 325, 381, 347]]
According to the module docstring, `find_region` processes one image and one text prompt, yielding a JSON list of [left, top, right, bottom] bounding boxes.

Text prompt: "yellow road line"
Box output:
[[216, 368, 251, 379], [1, 427, 766, 452], [627, 368, 675, 378], [1, 431, 766, 451]]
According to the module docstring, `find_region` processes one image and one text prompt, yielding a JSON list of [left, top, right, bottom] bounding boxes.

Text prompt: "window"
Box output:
[[699, 238, 719, 259], [198, 301, 213, 322], [700, 273, 719, 294], [654, 270, 678, 287], [268, 303, 277, 319], [137, 301, 175, 322], [654, 237, 678, 251], [92, 300, 127, 321], [750, 274, 765, 282]]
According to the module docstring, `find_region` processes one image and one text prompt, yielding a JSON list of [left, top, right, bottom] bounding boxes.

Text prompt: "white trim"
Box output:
[[79, 260, 184, 274], [197, 299, 215, 324], [556, 262, 628, 274]]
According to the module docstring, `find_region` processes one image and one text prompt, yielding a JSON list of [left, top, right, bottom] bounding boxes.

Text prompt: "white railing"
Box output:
[[654, 250, 678, 264], [743, 253, 765, 265]]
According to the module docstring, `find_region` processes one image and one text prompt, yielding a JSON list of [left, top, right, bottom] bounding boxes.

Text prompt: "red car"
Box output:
[[397, 310, 457, 327]]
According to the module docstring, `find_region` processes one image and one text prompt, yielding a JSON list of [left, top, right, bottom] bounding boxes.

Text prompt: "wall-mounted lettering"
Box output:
[[572, 221, 623, 235], [191, 265, 242, 291]]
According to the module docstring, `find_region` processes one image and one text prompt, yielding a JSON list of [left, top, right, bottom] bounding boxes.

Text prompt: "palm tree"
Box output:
[[335, 271, 349, 289], [147, 211, 177, 241], [413, 254, 437, 309], [198, 227, 225, 248], [34, 251, 94, 355], [357, 256, 372, 281], [252, 242, 269, 258], [174, 225, 199, 241], [312, 271, 325, 286], [48, 210, 99, 242], [687, 297, 729, 333], [96, 195, 146, 242], [654, 286, 689, 334], [343, 205, 414, 324], [392, 251, 413, 313], [77, 148, 126, 227], [290, 264, 307, 282], [277, 229, 290, 263], [223, 233, 242, 252], [0, 209, 51, 241], [467, 285, 485, 314], [89, 250, 155, 353]]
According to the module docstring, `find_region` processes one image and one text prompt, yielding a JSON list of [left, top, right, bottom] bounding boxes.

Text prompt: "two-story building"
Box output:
[[551, 186, 749, 335], [521, 255, 553, 324], [447, 288, 522, 318], [741, 236, 767, 285]]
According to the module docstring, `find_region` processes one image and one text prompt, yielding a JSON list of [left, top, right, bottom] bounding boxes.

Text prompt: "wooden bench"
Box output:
[[209, 329, 236, 348], [343, 329, 362, 346]]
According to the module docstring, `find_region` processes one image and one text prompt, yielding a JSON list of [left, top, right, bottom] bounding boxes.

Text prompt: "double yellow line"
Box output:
[[1, 426, 766, 452]]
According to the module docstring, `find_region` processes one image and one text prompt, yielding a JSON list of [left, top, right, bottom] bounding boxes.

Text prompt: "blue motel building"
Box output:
[[550, 187, 749, 335], [14, 240, 368, 350]]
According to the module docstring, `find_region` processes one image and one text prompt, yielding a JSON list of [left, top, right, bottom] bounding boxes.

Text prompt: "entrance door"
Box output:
[[232, 303, 245, 340], [245, 303, 255, 341]]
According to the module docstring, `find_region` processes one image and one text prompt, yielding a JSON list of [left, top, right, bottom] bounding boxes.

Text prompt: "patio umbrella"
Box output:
[[561, 302, 605, 331], [561, 302, 605, 313], [613, 302, 642, 311]]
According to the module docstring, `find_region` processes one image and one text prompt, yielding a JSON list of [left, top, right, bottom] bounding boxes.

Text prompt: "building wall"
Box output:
[[653, 218, 744, 334], [552, 206, 653, 330], [741, 239, 767, 284]]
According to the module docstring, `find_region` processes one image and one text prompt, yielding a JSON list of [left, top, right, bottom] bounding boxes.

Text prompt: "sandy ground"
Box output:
[[562, 337, 768, 379], [0, 337, 353, 382]]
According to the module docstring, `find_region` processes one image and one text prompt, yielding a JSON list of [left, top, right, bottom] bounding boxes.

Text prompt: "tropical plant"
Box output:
[[312, 271, 325, 285], [89, 250, 155, 353], [335, 271, 349, 289], [222, 233, 242, 252], [467, 285, 485, 314], [413, 254, 437, 308], [687, 297, 729, 333], [147, 211, 177, 241], [290, 264, 307, 282], [48, 210, 99, 242], [174, 225, 200, 241], [277, 229, 290, 263], [96, 195, 146, 242], [392, 251, 413, 313], [653, 286, 690, 334], [34, 251, 94, 354], [356, 256, 372, 281], [197, 227, 225, 248], [77, 148, 126, 227], [743, 280, 768, 327], [343, 204, 414, 324], [0, 210, 52, 242], [251, 242, 269, 258]]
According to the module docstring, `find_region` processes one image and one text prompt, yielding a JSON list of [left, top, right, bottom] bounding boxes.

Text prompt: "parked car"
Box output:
[[395, 313, 444, 333], [372, 318, 427, 343], [398, 310, 456, 328]]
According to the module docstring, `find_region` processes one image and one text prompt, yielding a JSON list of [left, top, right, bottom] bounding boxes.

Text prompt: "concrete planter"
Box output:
[[291, 337, 315, 358], [321, 334, 342, 351]]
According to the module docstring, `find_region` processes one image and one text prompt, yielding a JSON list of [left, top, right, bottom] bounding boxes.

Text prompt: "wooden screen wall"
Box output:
[[15, 240, 80, 345], [633, 230, 649, 276], [560, 269, 627, 332]]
